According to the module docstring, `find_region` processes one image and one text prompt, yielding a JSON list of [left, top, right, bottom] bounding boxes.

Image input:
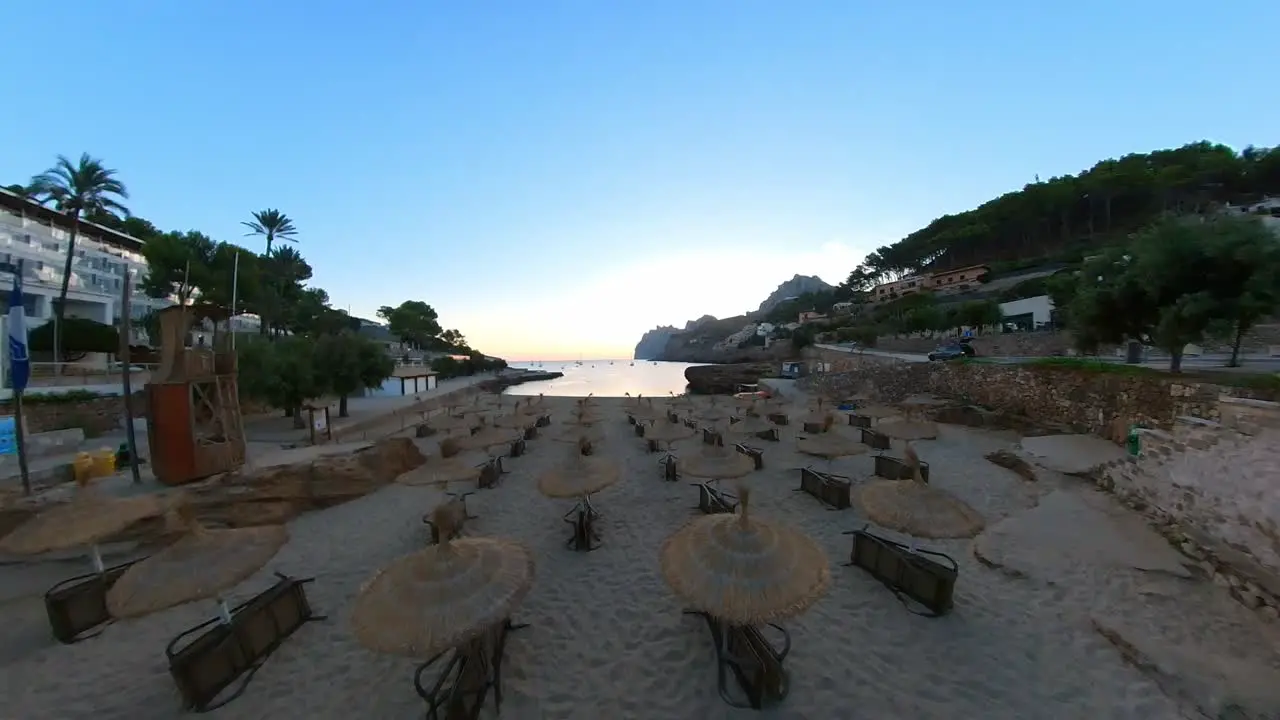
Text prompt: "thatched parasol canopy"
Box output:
[[680, 442, 755, 481], [537, 454, 621, 498], [877, 420, 939, 441], [350, 510, 534, 658], [429, 414, 478, 434], [856, 479, 985, 539], [796, 431, 871, 461], [853, 404, 899, 420], [457, 426, 521, 452], [697, 405, 734, 425], [399, 455, 482, 486], [660, 487, 830, 625], [0, 490, 166, 556], [493, 412, 537, 430], [643, 421, 695, 445], [107, 522, 288, 619], [724, 414, 775, 440], [545, 424, 604, 444], [562, 409, 603, 426]]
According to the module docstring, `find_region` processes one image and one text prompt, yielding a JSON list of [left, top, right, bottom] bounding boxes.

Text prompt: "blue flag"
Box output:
[[8, 272, 30, 392]]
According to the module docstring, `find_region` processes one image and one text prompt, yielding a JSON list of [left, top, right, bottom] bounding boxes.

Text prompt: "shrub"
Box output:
[[29, 317, 119, 360]]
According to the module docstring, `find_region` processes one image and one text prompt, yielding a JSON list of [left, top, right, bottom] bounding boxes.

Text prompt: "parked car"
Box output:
[[928, 339, 976, 362]]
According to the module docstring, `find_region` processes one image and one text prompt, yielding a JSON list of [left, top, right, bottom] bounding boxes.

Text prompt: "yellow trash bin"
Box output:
[[73, 453, 95, 486], [91, 448, 118, 478]]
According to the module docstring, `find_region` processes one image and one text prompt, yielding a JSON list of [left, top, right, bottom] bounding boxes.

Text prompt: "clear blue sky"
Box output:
[[4, 1, 1276, 360]]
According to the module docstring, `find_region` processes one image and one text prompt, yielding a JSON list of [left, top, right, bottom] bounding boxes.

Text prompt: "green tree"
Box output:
[[377, 300, 442, 349], [28, 153, 129, 363], [238, 335, 325, 428], [314, 332, 394, 417], [241, 208, 298, 256], [1200, 216, 1280, 365], [140, 230, 216, 305]]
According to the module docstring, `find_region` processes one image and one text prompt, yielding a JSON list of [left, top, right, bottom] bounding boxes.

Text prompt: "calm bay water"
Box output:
[[504, 360, 699, 397]]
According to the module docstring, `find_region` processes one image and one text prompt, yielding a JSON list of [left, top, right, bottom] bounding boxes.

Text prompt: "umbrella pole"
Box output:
[[89, 543, 105, 574]]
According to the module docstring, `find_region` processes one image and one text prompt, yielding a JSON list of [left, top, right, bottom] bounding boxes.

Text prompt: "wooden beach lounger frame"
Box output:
[[843, 526, 957, 617], [873, 455, 931, 483], [44, 558, 141, 644], [563, 495, 602, 552], [848, 413, 872, 428], [658, 453, 679, 481], [795, 467, 852, 510], [733, 443, 764, 470], [767, 412, 788, 426], [477, 457, 505, 489], [166, 572, 323, 712], [413, 618, 528, 720], [691, 481, 738, 515], [422, 491, 479, 545], [702, 428, 724, 446], [683, 610, 791, 709], [860, 428, 891, 451]]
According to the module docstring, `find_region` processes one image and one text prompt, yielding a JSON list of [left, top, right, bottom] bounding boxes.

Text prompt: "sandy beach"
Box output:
[[1, 395, 1276, 719]]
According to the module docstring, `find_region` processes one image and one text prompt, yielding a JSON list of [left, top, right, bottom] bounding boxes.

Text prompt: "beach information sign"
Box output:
[[0, 415, 16, 455]]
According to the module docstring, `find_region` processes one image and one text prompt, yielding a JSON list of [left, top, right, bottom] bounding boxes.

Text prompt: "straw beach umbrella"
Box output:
[[660, 486, 830, 624], [399, 438, 482, 486], [537, 452, 620, 499], [856, 449, 984, 539], [723, 413, 777, 443], [644, 420, 694, 451], [796, 424, 871, 464], [107, 507, 287, 620], [458, 424, 521, 453], [350, 507, 535, 658], [0, 489, 166, 572], [427, 413, 477, 435], [680, 442, 755, 482], [877, 420, 940, 441]]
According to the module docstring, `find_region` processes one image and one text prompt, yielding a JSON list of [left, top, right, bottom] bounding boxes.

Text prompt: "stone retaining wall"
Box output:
[[0, 394, 146, 437], [804, 349, 1277, 435]]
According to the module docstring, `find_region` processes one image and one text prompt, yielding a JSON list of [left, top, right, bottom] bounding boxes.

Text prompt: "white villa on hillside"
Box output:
[[0, 188, 174, 342]]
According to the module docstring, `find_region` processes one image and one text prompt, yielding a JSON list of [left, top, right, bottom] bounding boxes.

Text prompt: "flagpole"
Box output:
[[10, 261, 31, 495], [230, 250, 240, 351], [119, 275, 141, 484]]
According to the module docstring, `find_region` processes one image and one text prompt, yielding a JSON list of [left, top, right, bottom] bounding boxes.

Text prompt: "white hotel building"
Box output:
[[0, 188, 173, 342]]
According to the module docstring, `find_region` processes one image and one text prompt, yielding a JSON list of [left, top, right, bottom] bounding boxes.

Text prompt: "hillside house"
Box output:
[[798, 311, 827, 324], [831, 301, 856, 314], [929, 264, 990, 296]]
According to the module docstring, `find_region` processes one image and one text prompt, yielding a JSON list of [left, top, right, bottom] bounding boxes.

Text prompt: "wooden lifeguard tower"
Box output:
[[146, 305, 246, 486]]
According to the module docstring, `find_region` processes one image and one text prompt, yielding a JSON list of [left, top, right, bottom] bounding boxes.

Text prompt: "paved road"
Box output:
[[815, 343, 1280, 374]]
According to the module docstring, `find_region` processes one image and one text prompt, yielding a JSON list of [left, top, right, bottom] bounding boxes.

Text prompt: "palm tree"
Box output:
[[241, 209, 298, 255], [28, 154, 130, 366]]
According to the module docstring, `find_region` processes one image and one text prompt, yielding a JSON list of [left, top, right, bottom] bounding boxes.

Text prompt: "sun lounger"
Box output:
[[44, 559, 140, 644], [767, 412, 788, 426], [702, 428, 723, 446], [733, 443, 764, 470], [563, 495, 602, 552], [413, 618, 529, 720], [523, 426, 538, 441], [848, 414, 872, 428], [667, 411, 680, 423], [167, 573, 323, 712], [536, 414, 551, 428], [795, 467, 851, 509], [508, 438, 527, 458], [634, 423, 646, 437], [627, 414, 637, 425], [692, 482, 738, 514], [477, 458, 504, 489], [683, 418, 698, 430], [860, 428, 891, 451], [843, 526, 957, 617], [683, 611, 790, 709], [658, 454, 679, 481], [423, 492, 478, 545], [873, 455, 930, 483]]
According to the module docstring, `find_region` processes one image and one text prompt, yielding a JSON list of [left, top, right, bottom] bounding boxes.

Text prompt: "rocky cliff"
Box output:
[[634, 326, 679, 360], [634, 275, 835, 363], [754, 274, 834, 314]]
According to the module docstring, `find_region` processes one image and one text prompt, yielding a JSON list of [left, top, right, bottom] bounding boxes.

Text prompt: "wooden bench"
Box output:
[[684, 611, 790, 709], [843, 527, 957, 617], [702, 428, 724, 446], [167, 573, 322, 712], [44, 559, 140, 644], [848, 414, 872, 428], [508, 438, 527, 458], [414, 618, 528, 720], [683, 418, 698, 430], [733, 444, 764, 470], [873, 454, 930, 483], [536, 414, 551, 428], [422, 492, 477, 545], [795, 467, 852, 509], [523, 426, 538, 441], [767, 412, 788, 426], [860, 428, 891, 451]]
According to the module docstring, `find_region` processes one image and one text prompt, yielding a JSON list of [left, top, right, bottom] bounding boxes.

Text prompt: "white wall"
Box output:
[[999, 294, 1054, 326]]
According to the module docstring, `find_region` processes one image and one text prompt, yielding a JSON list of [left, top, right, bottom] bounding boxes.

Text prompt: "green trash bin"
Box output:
[[1126, 425, 1143, 456]]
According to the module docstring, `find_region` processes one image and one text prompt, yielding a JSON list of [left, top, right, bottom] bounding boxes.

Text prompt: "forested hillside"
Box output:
[[841, 142, 1280, 290]]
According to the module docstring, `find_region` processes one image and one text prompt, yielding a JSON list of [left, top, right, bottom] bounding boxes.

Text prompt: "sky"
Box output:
[[3, 2, 1277, 361]]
